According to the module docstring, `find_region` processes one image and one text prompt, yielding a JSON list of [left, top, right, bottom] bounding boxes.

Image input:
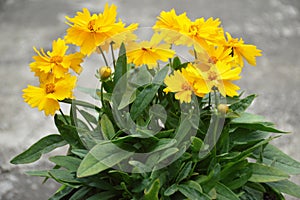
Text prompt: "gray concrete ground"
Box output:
[[0, 0, 299, 199]]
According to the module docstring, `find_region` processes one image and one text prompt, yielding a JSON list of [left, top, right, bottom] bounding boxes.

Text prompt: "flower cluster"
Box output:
[[23, 3, 262, 114], [23, 39, 84, 116], [154, 9, 262, 102]]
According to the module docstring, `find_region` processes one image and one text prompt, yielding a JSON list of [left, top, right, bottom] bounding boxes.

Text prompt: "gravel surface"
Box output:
[[0, 0, 299, 199]]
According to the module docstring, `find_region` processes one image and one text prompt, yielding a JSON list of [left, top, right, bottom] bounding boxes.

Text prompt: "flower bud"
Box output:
[[99, 66, 112, 80], [217, 104, 229, 114]]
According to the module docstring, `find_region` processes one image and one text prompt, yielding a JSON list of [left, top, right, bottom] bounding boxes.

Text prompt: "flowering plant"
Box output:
[[11, 4, 300, 200]]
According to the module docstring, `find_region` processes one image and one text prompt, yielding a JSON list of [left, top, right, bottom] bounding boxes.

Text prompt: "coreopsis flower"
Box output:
[[179, 17, 225, 49], [22, 74, 77, 116], [193, 45, 235, 66], [164, 70, 194, 103], [192, 62, 242, 97], [223, 32, 262, 67], [153, 9, 190, 44], [65, 4, 138, 56], [30, 38, 84, 79], [126, 33, 175, 69]]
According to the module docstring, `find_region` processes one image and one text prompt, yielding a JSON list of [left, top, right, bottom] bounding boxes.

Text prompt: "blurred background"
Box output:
[[0, 0, 299, 199]]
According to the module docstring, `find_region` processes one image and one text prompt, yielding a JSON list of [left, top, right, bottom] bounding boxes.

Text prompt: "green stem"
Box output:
[[98, 46, 109, 66], [59, 108, 69, 125], [110, 42, 116, 69]]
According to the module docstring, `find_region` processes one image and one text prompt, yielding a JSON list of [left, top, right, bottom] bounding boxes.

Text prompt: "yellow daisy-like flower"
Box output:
[[179, 17, 224, 49], [193, 45, 235, 66], [153, 9, 190, 44], [223, 32, 262, 67], [126, 33, 175, 69], [30, 38, 84, 79], [23, 74, 77, 116], [65, 4, 138, 56], [164, 70, 194, 103], [193, 62, 241, 97]]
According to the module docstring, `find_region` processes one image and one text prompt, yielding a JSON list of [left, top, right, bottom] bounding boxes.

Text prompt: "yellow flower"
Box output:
[[193, 45, 235, 66], [193, 62, 241, 97], [65, 4, 138, 56], [164, 70, 193, 103], [179, 17, 224, 49], [153, 9, 190, 44], [30, 38, 84, 79], [223, 32, 262, 67], [22, 74, 77, 116], [126, 33, 175, 69]]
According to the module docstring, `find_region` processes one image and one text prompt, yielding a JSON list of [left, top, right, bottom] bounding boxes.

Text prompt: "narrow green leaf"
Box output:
[[172, 56, 181, 70], [55, 115, 84, 149], [215, 182, 239, 200], [10, 134, 67, 164], [144, 178, 160, 200], [231, 112, 287, 133], [78, 109, 98, 125], [25, 170, 50, 177], [86, 191, 116, 200], [176, 161, 192, 183], [114, 43, 127, 85], [230, 94, 256, 113], [77, 141, 134, 177], [49, 185, 73, 200], [49, 169, 81, 184], [178, 184, 211, 200], [164, 184, 179, 196], [253, 144, 300, 175], [69, 187, 92, 200], [130, 84, 160, 120], [100, 114, 115, 140], [49, 156, 81, 172], [62, 98, 100, 112], [248, 163, 289, 182], [267, 180, 300, 198]]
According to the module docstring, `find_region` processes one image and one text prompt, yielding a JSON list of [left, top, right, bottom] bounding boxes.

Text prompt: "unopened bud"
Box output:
[[99, 66, 112, 80], [217, 104, 229, 114]]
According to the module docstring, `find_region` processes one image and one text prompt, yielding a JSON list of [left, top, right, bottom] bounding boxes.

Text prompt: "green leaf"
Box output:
[[10, 134, 67, 164], [164, 184, 179, 196], [49, 156, 81, 172], [114, 43, 127, 85], [229, 94, 256, 113], [248, 163, 289, 182], [77, 109, 98, 125], [267, 180, 300, 198], [215, 182, 239, 200], [49, 185, 73, 200], [130, 84, 160, 120], [178, 184, 211, 200], [176, 161, 192, 183], [100, 114, 115, 140], [55, 115, 84, 149], [62, 98, 100, 112], [144, 178, 160, 200], [69, 187, 92, 200], [25, 170, 50, 178], [49, 169, 81, 185], [86, 191, 116, 200], [253, 144, 300, 175], [172, 56, 181, 70], [77, 141, 134, 177], [230, 129, 269, 146], [231, 113, 287, 133]]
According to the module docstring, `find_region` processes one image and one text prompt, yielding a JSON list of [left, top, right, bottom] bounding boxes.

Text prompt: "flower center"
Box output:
[[50, 56, 63, 64], [45, 83, 55, 94], [208, 56, 218, 64], [207, 71, 218, 81], [87, 19, 96, 32], [181, 82, 191, 91]]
